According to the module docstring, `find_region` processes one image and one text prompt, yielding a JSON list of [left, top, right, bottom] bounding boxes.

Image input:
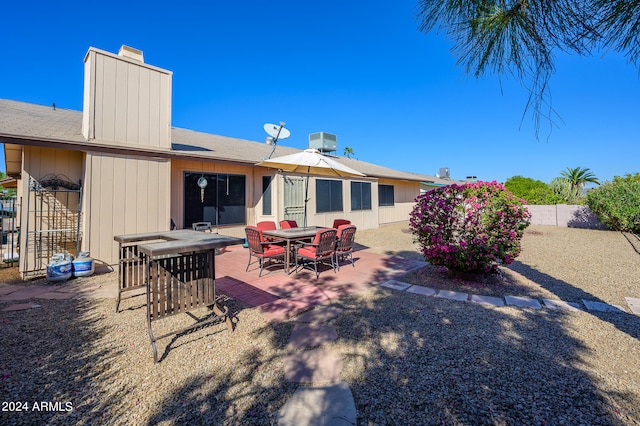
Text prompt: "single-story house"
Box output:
[[0, 45, 444, 278]]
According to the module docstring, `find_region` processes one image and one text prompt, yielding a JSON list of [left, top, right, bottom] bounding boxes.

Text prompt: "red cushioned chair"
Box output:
[[245, 226, 286, 277], [294, 228, 338, 279], [257, 221, 278, 242], [332, 219, 351, 229], [334, 225, 357, 270], [279, 220, 298, 229]]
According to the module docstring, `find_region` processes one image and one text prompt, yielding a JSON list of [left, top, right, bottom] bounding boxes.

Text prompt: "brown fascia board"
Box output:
[[0, 133, 256, 168]]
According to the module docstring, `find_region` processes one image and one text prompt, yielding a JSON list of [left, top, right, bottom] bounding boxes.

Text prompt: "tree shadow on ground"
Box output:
[[508, 260, 640, 342], [0, 298, 126, 425]]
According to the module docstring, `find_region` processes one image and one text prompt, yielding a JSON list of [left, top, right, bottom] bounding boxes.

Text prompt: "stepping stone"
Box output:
[[471, 295, 504, 307], [625, 297, 640, 315], [284, 349, 343, 384], [0, 285, 19, 296], [543, 299, 581, 312], [288, 323, 338, 350], [505, 295, 541, 309], [406, 285, 437, 296], [296, 306, 343, 323], [2, 303, 41, 312], [436, 290, 468, 302], [37, 292, 76, 300], [582, 299, 626, 313], [380, 280, 411, 291], [1, 286, 51, 301], [277, 382, 357, 426]]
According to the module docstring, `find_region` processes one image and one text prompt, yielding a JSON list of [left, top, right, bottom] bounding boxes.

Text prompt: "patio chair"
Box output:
[[279, 220, 298, 229], [245, 226, 286, 277], [257, 220, 281, 243], [294, 228, 338, 279], [192, 221, 212, 232], [334, 225, 357, 270], [332, 219, 351, 229]]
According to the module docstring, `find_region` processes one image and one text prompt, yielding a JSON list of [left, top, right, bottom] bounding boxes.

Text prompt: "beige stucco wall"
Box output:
[[83, 153, 171, 266], [378, 179, 419, 224]]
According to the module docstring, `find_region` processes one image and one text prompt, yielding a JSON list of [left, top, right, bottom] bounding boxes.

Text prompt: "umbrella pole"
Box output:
[[303, 167, 309, 228]]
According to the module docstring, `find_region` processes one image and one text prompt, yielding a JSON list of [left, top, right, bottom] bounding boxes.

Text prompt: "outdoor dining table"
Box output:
[[113, 229, 244, 362], [262, 226, 326, 274]]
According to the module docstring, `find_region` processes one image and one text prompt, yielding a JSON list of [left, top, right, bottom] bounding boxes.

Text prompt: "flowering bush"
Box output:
[[409, 181, 531, 275]]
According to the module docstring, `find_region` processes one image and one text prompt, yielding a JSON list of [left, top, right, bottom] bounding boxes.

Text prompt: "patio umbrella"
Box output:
[[256, 149, 365, 227]]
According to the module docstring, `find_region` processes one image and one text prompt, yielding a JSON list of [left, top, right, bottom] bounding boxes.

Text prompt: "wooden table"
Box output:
[[114, 230, 244, 362], [262, 226, 325, 274]]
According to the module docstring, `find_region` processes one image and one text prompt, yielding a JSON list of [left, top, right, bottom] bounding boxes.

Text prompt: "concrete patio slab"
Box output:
[[543, 299, 581, 312], [436, 290, 469, 302], [2, 302, 41, 312], [505, 295, 542, 309], [406, 285, 437, 296], [471, 295, 505, 307], [0, 286, 52, 301], [624, 297, 640, 315], [288, 323, 338, 350], [284, 349, 343, 384], [277, 382, 357, 426], [296, 306, 343, 323], [380, 280, 411, 291], [582, 299, 626, 313]]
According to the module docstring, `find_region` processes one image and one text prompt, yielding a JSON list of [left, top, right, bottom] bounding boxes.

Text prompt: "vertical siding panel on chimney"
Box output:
[[93, 54, 105, 140], [159, 74, 171, 148], [148, 71, 160, 148], [137, 66, 151, 146], [126, 65, 140, 145], [100, 56, 117, 142], [114, 59, 128, 143]]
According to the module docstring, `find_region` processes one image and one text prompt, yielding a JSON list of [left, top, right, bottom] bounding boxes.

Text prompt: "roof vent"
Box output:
[[118, 45, 144, 63], [308, 132, 337, 153]]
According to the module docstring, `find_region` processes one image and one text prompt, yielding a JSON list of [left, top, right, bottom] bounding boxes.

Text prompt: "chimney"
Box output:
[[82, 45, 172, 149]]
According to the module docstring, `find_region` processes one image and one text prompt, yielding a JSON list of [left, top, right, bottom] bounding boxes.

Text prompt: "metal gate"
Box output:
[[23, 174, 83, 277], [0, 195, 19, 268], [283, 175, 305, 226]]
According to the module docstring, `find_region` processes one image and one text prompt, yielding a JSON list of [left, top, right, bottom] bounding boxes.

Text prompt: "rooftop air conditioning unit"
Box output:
[[437, 167, 450, 179], [308, 132, 337, 153]]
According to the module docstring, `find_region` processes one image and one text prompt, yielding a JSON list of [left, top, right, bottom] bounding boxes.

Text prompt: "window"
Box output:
[[351, 181, 372, 211], [316, 179, 343, 213], [379, 184, 395, 206], [184, 172, 246, 228], [262, 176, 272, 216]]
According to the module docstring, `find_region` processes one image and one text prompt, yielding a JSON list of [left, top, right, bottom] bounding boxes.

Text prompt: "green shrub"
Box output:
[[586, 173, 640, 233], [504, 176, 555, 204]]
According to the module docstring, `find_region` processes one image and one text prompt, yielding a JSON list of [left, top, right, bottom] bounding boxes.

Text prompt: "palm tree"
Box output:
[[343, 146, 355, 159], [560, 167, 600, 195]]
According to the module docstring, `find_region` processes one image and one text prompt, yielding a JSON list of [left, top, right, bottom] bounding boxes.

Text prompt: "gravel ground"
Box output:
[[1, 223, 639, 425]]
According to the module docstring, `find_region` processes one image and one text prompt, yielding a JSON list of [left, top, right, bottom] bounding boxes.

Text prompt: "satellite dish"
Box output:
[[264, 122, 290, 140]]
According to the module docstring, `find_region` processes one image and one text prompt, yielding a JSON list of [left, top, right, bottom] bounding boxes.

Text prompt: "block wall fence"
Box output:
[[526, 205, 607, 229]]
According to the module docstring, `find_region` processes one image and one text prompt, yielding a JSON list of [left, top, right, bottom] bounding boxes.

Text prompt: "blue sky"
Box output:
[[1, 0, 638, 185]]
